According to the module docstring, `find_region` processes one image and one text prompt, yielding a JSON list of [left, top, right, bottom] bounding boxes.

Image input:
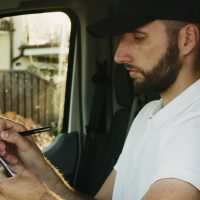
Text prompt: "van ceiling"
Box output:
[[0, 0, 118, 10], [0, 0, 21, 10]]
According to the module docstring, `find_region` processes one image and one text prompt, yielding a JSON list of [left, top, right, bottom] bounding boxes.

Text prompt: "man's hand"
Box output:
[[0, 165, 62, 200], [0, 118, 96, 200], [0, 118, 68, 198], [0, 118, 48, 180]]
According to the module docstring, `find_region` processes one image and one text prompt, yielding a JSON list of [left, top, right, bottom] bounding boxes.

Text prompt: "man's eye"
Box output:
[[134, 36, 145, 42]]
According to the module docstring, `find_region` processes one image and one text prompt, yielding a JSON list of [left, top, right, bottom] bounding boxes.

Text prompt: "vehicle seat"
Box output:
[[76, 64, 136, 195]]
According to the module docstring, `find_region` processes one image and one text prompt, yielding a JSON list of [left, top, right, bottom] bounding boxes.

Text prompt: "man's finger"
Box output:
[[0, 141, 6, 151], [0, 131, 31, 153], [0, 117, 26, 133], [3, 154, 18, 165], [0, 117, 7, 133]]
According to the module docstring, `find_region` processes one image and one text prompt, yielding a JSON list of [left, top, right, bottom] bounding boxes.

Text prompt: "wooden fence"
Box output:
[[0, 70, 55, 126]]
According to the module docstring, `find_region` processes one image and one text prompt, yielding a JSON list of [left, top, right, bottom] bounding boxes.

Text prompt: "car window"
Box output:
[[0, 12, 71, 151]]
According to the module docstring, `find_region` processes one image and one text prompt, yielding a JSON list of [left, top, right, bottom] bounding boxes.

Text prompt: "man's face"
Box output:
[[114, 20, 182, 94]]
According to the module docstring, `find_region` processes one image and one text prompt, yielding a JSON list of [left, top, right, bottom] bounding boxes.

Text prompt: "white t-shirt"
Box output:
[[113, 79, 200, 200]]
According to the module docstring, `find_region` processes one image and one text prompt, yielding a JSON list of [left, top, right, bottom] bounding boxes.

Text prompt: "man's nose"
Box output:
[[114, 36, 133, 64]]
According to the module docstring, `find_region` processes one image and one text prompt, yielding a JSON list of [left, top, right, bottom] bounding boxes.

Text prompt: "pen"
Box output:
[[0, 157, 17, 177], [19, 126, 51, 137]]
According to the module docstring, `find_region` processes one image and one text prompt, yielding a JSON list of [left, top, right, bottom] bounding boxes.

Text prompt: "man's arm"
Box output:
[[142, 178, 200, 200], [0, 167, 63, 200], [0, 118, 116, 200], [53, 170, 116, 200], [95, 170, 116, 200]]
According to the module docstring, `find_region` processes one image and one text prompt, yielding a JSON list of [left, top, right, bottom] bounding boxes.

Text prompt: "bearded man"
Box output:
[[0, 0, 200, 200]]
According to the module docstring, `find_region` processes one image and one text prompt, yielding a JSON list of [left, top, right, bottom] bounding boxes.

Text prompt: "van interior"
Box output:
[[0, 0, 159, 196]]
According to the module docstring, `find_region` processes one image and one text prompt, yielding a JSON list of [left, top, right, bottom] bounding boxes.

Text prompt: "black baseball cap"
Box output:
[[87, 0, 200, 37]]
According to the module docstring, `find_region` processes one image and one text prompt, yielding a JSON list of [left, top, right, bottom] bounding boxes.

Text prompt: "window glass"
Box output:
[[0, 12, 71, 151]]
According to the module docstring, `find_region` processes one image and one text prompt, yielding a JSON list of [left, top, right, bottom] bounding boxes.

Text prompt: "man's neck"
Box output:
[[160, 74, 200, 106]]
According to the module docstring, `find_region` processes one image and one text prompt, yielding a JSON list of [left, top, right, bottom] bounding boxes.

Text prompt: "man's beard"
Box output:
[[127, 39, 182, 94]]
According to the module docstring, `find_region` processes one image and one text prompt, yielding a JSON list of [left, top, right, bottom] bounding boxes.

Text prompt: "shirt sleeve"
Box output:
[[153, 112, 200, 190]]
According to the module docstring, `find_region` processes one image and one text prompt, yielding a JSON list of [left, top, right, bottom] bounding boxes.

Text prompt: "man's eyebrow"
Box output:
[[129, 29, 147, 34]]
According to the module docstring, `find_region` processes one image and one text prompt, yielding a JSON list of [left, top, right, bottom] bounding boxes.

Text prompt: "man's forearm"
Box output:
[[42, 158, 94, 200]]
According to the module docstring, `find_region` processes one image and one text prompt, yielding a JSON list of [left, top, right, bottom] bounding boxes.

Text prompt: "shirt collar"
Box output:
[[150, 79, 200, 129]]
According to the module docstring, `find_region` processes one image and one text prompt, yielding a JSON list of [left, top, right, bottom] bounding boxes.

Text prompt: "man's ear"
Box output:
[[179, 24, 200, 56]]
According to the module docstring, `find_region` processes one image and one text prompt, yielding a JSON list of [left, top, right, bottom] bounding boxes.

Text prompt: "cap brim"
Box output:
[[87, 14, 155, 37]]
